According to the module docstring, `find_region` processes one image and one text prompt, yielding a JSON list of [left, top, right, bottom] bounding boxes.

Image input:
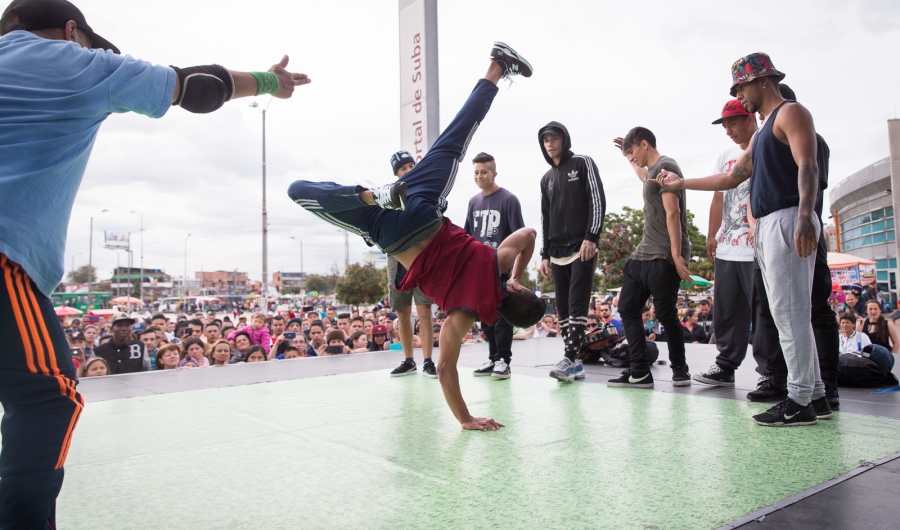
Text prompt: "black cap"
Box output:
[[1, 0, 119, 54], [540, 126, 563, 139]]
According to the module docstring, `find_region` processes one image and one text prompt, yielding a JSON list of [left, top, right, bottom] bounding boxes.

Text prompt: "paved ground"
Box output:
[[36, 340, 900, 528]]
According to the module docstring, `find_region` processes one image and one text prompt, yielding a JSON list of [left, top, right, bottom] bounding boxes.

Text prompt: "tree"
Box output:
[[595, 207, 644, 290], [685, 210, 714, 281], [335, 263, 386, 310], [594, 206, 712, 289], [305, 274, 331, 295], [66, 265, 97, 284]]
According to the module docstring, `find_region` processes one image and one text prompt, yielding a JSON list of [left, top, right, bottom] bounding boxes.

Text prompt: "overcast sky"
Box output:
[[61, 0, 900, 284]]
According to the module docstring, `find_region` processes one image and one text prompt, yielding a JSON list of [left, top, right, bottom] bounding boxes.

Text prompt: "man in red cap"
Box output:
[[659, 53, 831, 427], [692, 100, 758, 387], [0, 1, 309, 527]]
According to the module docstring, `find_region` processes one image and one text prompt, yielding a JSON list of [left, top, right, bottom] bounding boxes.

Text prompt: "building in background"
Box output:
[[273, 271, 306, 292], [824, 224, 837, 252], [196, 270, 248, 294], [829, 119, 900, 308]]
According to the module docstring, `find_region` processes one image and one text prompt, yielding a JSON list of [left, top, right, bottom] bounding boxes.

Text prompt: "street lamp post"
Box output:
[[87, 209, 109, 310], [290, 236, 304, 290], [251, 99, 272, 315], [130, 211, 144, 305], [184, 234, 191, 297]]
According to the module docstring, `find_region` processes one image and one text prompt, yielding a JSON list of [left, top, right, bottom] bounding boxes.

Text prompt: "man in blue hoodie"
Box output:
[[539, 123, 607, 382]]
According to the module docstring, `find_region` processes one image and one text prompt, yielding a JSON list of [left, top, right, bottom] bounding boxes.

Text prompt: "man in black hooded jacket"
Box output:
[[538, 122, 606, 382]]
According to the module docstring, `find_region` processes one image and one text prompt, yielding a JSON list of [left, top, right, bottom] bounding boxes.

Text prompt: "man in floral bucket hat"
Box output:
[[658, 52, 831, 427], [729, 52, 785, 97]]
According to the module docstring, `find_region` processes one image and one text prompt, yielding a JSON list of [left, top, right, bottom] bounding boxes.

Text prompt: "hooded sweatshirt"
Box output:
[[538, 122, 606, 260]]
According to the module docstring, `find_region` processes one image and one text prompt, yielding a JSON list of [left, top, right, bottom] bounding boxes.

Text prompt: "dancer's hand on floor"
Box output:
[[507, 279, 525, 292], [462, 417, 504, 431]]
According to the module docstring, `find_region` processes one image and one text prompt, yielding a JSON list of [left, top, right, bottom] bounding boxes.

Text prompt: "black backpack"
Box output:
[[837, 353, 899, 388]]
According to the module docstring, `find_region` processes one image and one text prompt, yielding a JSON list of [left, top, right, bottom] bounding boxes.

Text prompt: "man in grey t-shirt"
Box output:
[[608, 127, 693, 390], [464, 152, 525, 379]]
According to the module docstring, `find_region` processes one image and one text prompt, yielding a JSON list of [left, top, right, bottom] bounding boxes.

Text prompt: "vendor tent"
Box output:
[[828, 252, 877, 288]]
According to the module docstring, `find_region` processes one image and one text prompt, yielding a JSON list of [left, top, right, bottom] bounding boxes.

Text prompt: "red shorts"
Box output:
[[396, 220, 506, 325]]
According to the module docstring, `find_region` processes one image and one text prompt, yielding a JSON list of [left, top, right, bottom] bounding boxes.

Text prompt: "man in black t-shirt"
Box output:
[[464, 152, 525, 380], [93, 313, 149, 374]]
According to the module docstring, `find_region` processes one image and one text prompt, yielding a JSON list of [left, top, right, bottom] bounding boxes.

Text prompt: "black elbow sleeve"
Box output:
[[171, 65, 235, 114]]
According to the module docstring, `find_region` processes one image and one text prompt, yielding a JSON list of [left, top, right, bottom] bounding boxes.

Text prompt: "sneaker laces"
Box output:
[[554, 358, 571, 371], [706, 364, 723, 375]]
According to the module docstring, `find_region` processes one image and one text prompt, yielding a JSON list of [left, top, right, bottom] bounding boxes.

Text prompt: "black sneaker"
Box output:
[[693, 364, 735, 387], [607, 368, 654, 389], [746, 375, 788, 402], [826, 384, 840, 411], [811, 397, 834, 420], [422, 361, 438, 379], [390, 358, 416, 377], [752, 397, 818, 427], [490, 42, 533, 78], [672, 365, 692, 387], [473, 360, 495, 376], [371, 181, 407, 210]]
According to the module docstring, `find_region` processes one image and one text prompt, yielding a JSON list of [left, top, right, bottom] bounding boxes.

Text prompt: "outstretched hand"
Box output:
[[270, 55, 311, 99], [657, 169, 684, 190], [612, 137, 625, 152], [461, 417, 504, 431]]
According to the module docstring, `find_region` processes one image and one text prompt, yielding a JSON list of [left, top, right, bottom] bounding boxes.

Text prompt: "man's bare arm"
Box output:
[[662, 193, 693, 282], [498, 228, 537, 291], [778, 103, 819, 258], [658, 141, 754, 191], [170, 55, 310, 103], [706, 192, 724, 261]]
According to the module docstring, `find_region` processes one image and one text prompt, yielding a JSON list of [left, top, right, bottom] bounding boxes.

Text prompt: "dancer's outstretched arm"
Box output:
[[498, 228, 537, 292], [437, 310, 504, 431]]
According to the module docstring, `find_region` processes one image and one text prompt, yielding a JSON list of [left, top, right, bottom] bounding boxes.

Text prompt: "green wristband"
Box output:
[[250, 71, 280, 96]]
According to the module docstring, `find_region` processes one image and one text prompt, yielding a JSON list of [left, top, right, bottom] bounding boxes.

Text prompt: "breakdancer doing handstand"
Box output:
[[288, 43, 545, 431]]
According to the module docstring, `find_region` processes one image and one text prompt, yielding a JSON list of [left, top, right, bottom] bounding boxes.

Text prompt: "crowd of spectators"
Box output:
[[61, 304, 566, 379]]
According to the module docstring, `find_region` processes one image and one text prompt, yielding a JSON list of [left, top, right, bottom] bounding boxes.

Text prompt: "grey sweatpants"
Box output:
[[755, 206, 825, 405]]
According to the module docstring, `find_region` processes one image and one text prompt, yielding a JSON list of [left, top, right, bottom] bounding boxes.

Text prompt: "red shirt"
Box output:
[[397, 220, 506, 324]]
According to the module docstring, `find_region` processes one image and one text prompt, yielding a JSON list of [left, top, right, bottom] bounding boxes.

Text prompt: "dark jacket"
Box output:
[[538, 121, 606, 260], [94, 339, 148, 374]]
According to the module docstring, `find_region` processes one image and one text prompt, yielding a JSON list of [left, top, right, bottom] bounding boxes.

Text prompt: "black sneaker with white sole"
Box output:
[[607, 368, 654, 389], [671, 365, 692, 387], [473, 361, 495, 376], [693, 364, 735, 387], [811, 396, 834, 420], [422, 361, 438, 379], [371, 181, 407, 210], [490, 42, 533, 79], [747, 375, 788, 402], [491, 359, 511, 380], [390, 358, 416, 377], [752, 397, 818, 427]]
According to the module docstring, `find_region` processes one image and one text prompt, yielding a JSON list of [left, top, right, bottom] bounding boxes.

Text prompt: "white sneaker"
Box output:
[[574, 359, 585, 379], [492, 359, 511, 379]]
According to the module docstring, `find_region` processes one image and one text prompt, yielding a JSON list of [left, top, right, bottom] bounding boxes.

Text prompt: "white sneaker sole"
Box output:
[[549, 371, 575, 383], [672, 379, 692, 387], [752, 418, 819, 427], [390, 368, 416, 377], [473, 370, 493, 377], [607, 381, 654, 389], [491, 371, 510, 380], [693, 374, 735, 387]]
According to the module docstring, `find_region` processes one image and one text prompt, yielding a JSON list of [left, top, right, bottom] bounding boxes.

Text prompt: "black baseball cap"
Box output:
[[1, 0, 119, 54]]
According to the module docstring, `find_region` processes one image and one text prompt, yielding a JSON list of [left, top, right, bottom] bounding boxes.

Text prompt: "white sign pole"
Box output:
[[399, 0, 439, 161]]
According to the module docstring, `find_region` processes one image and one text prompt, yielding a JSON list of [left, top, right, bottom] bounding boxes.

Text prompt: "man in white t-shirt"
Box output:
[[693, 100, 759, 387], [838, 313, 870, 354]]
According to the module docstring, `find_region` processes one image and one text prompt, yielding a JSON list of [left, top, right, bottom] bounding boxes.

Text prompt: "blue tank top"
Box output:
[[750, 100, 799, 218]]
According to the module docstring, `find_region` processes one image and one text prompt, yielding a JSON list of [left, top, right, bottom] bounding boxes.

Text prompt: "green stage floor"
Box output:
[[57, 370, 900, 529]]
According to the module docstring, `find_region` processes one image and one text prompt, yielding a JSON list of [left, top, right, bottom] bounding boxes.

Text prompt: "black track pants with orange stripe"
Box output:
[[0, 255, 84, 530]]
